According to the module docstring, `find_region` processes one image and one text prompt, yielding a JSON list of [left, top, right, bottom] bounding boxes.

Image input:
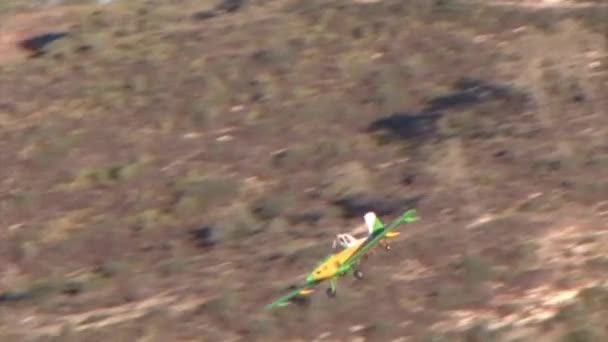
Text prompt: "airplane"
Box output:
[[266, 209, 419, 309]]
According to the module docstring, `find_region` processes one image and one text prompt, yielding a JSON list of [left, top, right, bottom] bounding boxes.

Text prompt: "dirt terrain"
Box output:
[[1, 0, 607, 341]]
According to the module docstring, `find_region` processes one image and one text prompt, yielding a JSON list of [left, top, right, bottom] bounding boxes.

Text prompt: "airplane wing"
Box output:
[[343, 209, 419, 268], [266, 282, 318, 309]]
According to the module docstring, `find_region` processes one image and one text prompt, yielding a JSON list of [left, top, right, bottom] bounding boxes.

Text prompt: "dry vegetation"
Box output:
[[1, 0, 607, 341]]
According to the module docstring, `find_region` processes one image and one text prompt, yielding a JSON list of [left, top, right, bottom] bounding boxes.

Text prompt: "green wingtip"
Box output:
[[401, 209, 419, 223], [266, 302, 288, 309], [266, 299, 291, 309]]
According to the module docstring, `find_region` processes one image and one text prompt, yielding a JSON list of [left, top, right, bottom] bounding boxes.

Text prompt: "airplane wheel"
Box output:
[[385, 244, 391, 251], [354, 270, 364, 279], [326, 287, 337, 298]]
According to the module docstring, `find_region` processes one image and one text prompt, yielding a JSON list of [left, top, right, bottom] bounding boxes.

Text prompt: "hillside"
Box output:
[[1, 0, 607, 341]]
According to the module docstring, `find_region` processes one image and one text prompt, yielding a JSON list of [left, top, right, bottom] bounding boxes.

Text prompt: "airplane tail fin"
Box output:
[[364, 212, 384, 235]]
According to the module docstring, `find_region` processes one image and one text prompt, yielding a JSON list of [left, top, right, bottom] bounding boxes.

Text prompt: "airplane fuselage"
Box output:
[[306, 239, 365, 283]]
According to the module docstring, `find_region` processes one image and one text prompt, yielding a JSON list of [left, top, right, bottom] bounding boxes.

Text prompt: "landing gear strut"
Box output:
[[327, 278, 337, 298], [379, 241, 391, 251]]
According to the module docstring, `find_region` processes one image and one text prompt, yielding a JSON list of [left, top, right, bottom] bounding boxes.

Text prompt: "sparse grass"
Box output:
[[269, 141, 351, 171], [362, 320, 396, 340], [321, 161, 372, 199], [376, 67, 413, 114], [421, 334, 449, 342], [171, 174, 241, 217], [222, 203, 265, 241], [128, 208, 175, 231], [559, 328, 602, 342], [250, 195, 288, 221], [94, 260, 126, 279], [42, 209, 92, 244], [280, 241, 330, 265], [65, 160, 147, 190], [509, 241, 540, 272], [461, 254, 495, 286], [585, 256, 608, 271], [433, 284, 488, 310], [0, 274, 94, 306], [1, 0, 608, 341], [27, 130, 83, 167], [578, 286, 608, 312], [555, 302, 589, 326], [246, 314, 280, 341], [157, 256, 187, 277], [198, 290, 237, 323], [463, 323, 500, 342]]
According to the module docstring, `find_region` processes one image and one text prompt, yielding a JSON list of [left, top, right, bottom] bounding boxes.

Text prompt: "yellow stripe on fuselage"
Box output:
[[308, 240, 366, 282], [334, 239, 365, 263]]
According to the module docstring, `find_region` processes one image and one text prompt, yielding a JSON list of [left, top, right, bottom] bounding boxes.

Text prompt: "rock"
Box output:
[[191, 225, 220, 248], [19, 32, 68, 56], [0, 289, 32, 303], [402, 173, 416, 186]]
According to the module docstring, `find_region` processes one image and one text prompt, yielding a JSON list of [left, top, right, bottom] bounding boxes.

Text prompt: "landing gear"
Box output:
[[327, 278, 337, 298], [378, 240, 391, 251], [354, 270, 364, 279]]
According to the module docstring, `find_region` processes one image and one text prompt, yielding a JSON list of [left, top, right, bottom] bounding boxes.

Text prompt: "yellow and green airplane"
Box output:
[[266, 209, 419, 309]]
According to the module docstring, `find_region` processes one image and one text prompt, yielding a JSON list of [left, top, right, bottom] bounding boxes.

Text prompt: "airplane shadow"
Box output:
[[332, 194, 424, 219], [366, 77, 530, 142], [367, 111, 442, 142]]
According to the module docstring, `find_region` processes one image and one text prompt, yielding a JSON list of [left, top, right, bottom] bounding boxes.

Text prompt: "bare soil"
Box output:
[[1, 0, 608, 341]]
